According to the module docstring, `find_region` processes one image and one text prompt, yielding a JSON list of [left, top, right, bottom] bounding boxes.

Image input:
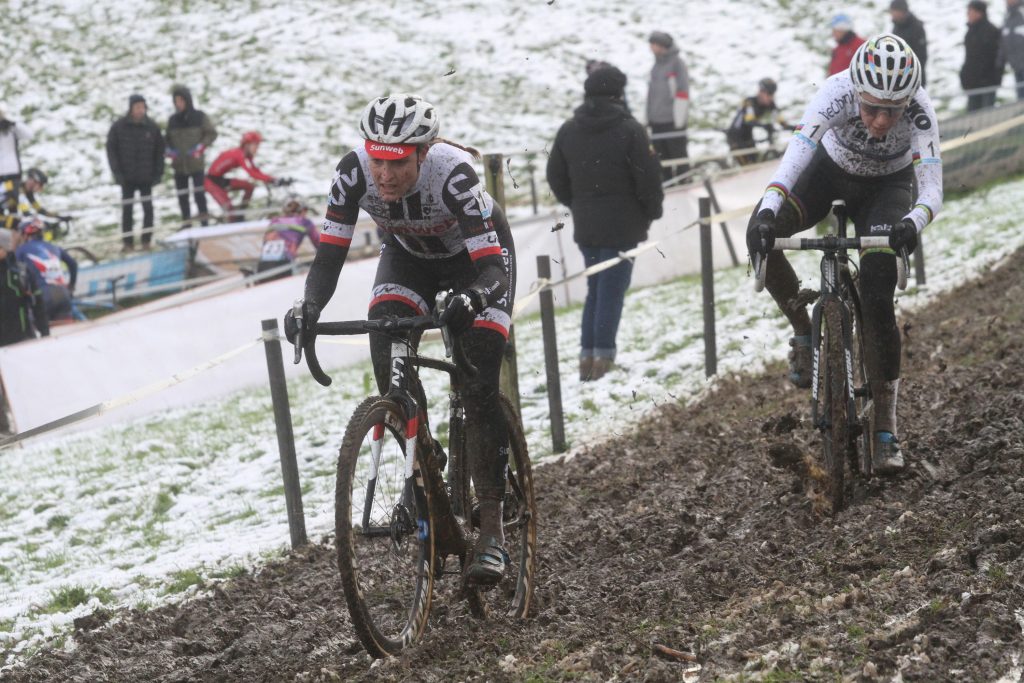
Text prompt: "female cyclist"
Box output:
[[746, 34, 942, 474], [285, 94, 515, 585]]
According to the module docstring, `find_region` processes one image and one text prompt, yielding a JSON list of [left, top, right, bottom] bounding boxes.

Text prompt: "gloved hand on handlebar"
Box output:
[[283, 300, 321, 345], [273, 177, 294, 187], [888, 219, 918, 255], [440, 287, 487, 335], [746, 208, 776, 257]]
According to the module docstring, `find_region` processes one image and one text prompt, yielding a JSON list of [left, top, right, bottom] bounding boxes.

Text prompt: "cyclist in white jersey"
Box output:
[[746, 34, 942, 473], [285, 94, 515, 585]]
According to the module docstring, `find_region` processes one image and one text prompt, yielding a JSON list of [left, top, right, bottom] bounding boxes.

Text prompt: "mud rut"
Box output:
[[7, 250, 1024, 682]]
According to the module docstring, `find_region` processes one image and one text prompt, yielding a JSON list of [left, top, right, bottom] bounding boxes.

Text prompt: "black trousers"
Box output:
[[120, 182, 154, 247], [175, 171, 209, 227], [650, 122, 689, 180]]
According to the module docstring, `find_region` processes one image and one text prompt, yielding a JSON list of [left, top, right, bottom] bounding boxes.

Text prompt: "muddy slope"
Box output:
[[6, 250, 1024, 682]]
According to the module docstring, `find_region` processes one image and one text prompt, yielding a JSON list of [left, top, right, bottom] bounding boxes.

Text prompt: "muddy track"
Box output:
[[7, 250, 1024, 682]]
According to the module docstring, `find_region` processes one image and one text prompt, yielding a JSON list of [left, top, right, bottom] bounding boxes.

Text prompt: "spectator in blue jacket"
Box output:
[[16, 216, 77, 322]]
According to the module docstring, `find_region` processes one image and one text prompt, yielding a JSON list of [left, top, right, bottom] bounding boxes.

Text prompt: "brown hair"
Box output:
[[426, 137, 482, 160]]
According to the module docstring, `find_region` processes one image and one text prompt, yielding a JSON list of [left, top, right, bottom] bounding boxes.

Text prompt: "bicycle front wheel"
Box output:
[[335, 396, 435, 658], [818, 300, 849, 513]]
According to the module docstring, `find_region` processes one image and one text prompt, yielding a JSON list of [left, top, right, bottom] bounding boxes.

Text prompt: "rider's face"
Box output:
[[858, 93, 907, 139], [368, 148, 427, 202]]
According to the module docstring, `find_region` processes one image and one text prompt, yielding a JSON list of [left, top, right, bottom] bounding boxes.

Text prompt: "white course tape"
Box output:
[[0, 338, 263, 450]]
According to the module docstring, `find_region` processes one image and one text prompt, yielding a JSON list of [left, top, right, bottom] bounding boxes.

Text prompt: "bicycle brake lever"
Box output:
[[435, 290, 453, 359], [291, 299, 304, 364]]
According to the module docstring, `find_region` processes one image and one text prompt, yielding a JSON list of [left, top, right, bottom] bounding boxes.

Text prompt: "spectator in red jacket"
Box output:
[[829, 13, 866, 75], [204, 131, 285, 222]]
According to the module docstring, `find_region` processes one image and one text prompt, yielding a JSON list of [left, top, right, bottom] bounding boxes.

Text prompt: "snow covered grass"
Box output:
[[4, 0, 1024, 667], [3, 171, 1024, 665], [0, 0, 998, 251]]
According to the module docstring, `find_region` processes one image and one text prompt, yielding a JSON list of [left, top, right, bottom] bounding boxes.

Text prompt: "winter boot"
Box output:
[[590, 357, 614, 381], [579, 356, 594, 382]]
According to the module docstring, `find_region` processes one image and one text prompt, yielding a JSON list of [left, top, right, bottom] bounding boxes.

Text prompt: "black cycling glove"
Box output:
[[440, 287, 486, 335], [283, 301, 321, 344], [888, 219, 918, 255], [746, 208, 777, 257]]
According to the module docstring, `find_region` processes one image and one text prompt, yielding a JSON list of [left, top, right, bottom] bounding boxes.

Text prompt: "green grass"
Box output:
[[41, 586, 91, 614], [163, 569, 205, 595], [46, 514, 70, 531]]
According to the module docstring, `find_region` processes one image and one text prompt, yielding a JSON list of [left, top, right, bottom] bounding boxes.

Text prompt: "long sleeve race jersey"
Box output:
[[259, 215, 319, 263], [207, 147, 273, 183], [321, 143, 499, 262], [760, 73, 943, 232]]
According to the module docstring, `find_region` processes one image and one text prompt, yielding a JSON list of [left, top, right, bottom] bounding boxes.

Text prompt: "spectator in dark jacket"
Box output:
[[0, 108, 32, 196], [547, 66, 664, 381], [0, 228, 48, 347], [1000, 0, 1024, 99], [106, 94, 165, 251], [961, 0, 1004, 110], [829, 14, 866, 75], [890, 0, 929, 86], [166, 84, 217, 227]]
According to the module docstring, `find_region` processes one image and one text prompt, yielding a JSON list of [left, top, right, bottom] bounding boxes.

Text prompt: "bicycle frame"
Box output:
[[808, 212, 859, 438]]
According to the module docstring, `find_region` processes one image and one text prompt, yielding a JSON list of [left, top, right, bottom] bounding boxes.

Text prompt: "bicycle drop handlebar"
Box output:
[[752, 235, 909, 293], [291, 303, 477, 387]]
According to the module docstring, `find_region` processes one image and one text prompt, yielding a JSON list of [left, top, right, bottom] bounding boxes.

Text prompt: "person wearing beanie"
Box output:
[[962, 0, 1003, 110], [547, 66, 664, 381], [890, 0, 929, 86], [829, 13, 866, 75], [1000, 0, 1024, 99], [726, 77, 789, 165], [646, 30, 690, 180], [166, 85, 218, 227], [106, 93, 165, 251]]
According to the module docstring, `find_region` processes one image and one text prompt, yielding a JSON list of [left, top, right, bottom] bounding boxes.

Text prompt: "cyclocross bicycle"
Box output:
[[754, 200, 908, 513], [291, 292, 537, 657]]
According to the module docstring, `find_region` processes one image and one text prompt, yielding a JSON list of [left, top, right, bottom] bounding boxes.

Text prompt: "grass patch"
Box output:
[[163, 568, 205, 595], [40, 552, 68, 570], [46, 514, 70, 531], [41, 585, 90, 613], [32, 503, 54, 515]]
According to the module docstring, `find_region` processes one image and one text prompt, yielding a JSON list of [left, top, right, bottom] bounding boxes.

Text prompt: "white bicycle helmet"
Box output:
[[849, 34, 921, 103], [359, 94, 440, 145]]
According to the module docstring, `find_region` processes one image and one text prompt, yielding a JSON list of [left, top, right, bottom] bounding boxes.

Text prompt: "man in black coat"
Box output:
[[961, 0, 1004, 110], [890, 0, 928, 86], [106, 94, 165, 251], [547, 66, 664, 381]]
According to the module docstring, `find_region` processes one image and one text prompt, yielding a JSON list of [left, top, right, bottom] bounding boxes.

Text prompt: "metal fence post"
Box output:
[[536, 255, 567, 453], [699, 198, 718, 377], [261, 318, 308, 549]]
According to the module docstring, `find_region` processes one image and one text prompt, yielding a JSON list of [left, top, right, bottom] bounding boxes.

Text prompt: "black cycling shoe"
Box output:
[[465, 534, 507, 586]]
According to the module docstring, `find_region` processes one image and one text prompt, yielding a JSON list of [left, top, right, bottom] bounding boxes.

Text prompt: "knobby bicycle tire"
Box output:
[[335, 396, 435, 657], [819, 300, 849, 513], [498, 393, 537, 618], [843, 273, 873, 477], [453, 394, 538, 619]]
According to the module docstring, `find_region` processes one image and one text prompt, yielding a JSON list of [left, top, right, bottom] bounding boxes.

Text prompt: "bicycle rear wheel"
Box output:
[[455, 394, 537, 618], [335, 396, 435, 657], [818, 300, 849, 513]]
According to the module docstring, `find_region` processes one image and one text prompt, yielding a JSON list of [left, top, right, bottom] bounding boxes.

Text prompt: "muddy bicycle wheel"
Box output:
[[844, 275, 873, 477], [471, 394, 537, 617], [335, 396, 435, 657], [819, 300, 849, 513]]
